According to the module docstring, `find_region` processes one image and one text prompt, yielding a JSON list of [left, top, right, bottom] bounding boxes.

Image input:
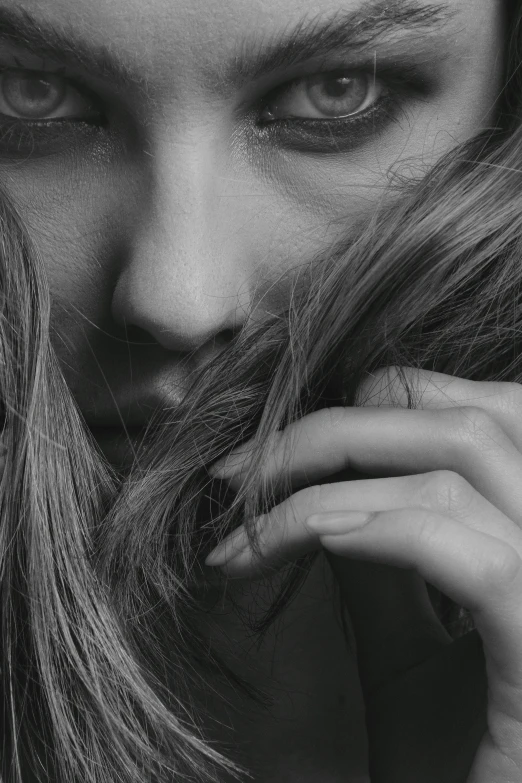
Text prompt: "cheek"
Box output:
[[0, 158, 142, 396], [228, 189, 362, 299], [255, 7, 504, 233], [237, 150, 391, 289], [0, 157, 133, 320], [253, 99, 502, 269]]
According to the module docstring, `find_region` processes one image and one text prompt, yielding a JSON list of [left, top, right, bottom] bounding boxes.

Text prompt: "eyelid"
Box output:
[[261, 70, 385, 121], [252, 58, 425, 155], [251, 55, 433, 116], [0, 62, 105, 121], [258, 93, 402, 154]]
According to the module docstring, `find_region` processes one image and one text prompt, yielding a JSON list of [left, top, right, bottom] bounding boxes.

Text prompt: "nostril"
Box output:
[[188, 327, 240, 367], [220, 328, 237, 344], [116, 323, 157, 345]]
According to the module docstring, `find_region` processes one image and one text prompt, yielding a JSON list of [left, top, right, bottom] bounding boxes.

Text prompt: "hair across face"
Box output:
[[0, 1, 519, 783], [0, 0, 505, 466]]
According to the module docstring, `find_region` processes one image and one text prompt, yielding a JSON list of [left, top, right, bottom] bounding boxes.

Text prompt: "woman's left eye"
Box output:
[[0, 68, 100, 122], [260, 71, 385, 122]]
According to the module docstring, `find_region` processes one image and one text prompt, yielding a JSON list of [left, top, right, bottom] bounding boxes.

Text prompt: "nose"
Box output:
[[111, 135, 252, 354]]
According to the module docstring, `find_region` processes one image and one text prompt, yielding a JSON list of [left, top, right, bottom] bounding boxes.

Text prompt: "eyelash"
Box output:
[[254, 65, 421, 152], [257, 92, 398, 153], [0, 64, 106, 150], [0, 62, 417, 157]]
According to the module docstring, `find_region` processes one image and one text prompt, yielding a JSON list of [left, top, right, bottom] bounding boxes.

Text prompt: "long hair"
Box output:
[[1, 3, 522, 781]]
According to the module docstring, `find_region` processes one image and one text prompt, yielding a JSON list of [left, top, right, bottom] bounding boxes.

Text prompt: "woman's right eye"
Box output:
[[0, 68, 102, 123]]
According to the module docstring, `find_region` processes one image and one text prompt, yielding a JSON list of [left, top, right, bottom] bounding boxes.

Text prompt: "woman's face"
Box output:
[[0, 0, 504, 462]]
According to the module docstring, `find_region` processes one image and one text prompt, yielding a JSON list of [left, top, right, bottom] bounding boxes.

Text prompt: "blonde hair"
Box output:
[[0, 3, 521, 779]]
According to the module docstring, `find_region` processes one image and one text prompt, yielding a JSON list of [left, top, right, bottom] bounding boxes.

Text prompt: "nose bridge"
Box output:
[[111, 134, 251, 351]]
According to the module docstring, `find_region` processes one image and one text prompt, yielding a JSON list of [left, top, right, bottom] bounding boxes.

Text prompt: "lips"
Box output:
[[84, 390, 185, 466]]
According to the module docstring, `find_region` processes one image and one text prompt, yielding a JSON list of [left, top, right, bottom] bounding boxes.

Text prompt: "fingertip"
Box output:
[[209, 452, 250, 480], [204, 526, 249, 567], [204, 549, 228, 568], [306, 511, 374, 534], [207, 462, 229, 480]]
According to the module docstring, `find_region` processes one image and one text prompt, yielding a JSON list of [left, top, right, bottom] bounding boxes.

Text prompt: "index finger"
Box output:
[[359, 366, 522, 432], [210, 368, 522, 489]]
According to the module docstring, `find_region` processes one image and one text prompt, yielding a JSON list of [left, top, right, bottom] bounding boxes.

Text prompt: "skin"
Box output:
[[207, 369, 522, 781], [0, 0, 504, 461], [0, 0, 508, 780]]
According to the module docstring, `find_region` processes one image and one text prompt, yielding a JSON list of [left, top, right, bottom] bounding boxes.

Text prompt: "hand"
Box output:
[[205, 368, 522, 783]]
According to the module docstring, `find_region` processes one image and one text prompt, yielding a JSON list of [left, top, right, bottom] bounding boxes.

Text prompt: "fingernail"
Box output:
[[208, 459, 226, 478], [209, 457, 242, 479], [305, 511, 373, 535], [205, 527, 249, 567], [209, 446, 254, 479]]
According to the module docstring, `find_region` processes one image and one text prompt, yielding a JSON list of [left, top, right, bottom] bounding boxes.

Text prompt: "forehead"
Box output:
[[0, 0, 497, 97], [3, 0, 450, 39]]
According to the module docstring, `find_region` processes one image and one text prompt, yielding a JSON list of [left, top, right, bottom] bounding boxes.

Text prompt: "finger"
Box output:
[[309, 509, 519, 630], [205, 471, 520, 574], [204, 469, 517, 699], [358, 366, 522, 449], [205, 519, 450, 699], [310, 509, 522, 780], [208, 368, 522, 756], [212, 404, 522, 527], [211, 368, 522, 493]]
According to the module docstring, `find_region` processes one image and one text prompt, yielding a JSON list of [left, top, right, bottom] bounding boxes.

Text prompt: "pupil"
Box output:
[[22, 77, 53, 103], [324, 77, 354, 99], [2, 71, 65, 118]]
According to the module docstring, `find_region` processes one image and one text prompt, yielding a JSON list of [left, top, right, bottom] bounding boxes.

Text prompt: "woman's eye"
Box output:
[[0, 69, 99, 122], [260, 71, 385, 122]]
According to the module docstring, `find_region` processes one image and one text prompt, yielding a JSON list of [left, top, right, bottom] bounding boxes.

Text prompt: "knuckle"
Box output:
[[315, 406, 349, 434], [418, 470, 475, 516], [492, 381, 522, 415], [475, 542, 522, 595], [446, 405, 507, 450], [355, 366, 403, 407], [406, 510, 441, 551], [293, 483, 328, 517]]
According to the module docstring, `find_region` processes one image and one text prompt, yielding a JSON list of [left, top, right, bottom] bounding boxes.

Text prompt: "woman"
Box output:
[[0, 0, 519, 780]]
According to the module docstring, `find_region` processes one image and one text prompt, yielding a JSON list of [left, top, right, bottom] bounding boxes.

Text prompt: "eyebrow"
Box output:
[[224, 0, 452, 88], [0, 6, 143, 91], [0, 0, 451, 96]]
